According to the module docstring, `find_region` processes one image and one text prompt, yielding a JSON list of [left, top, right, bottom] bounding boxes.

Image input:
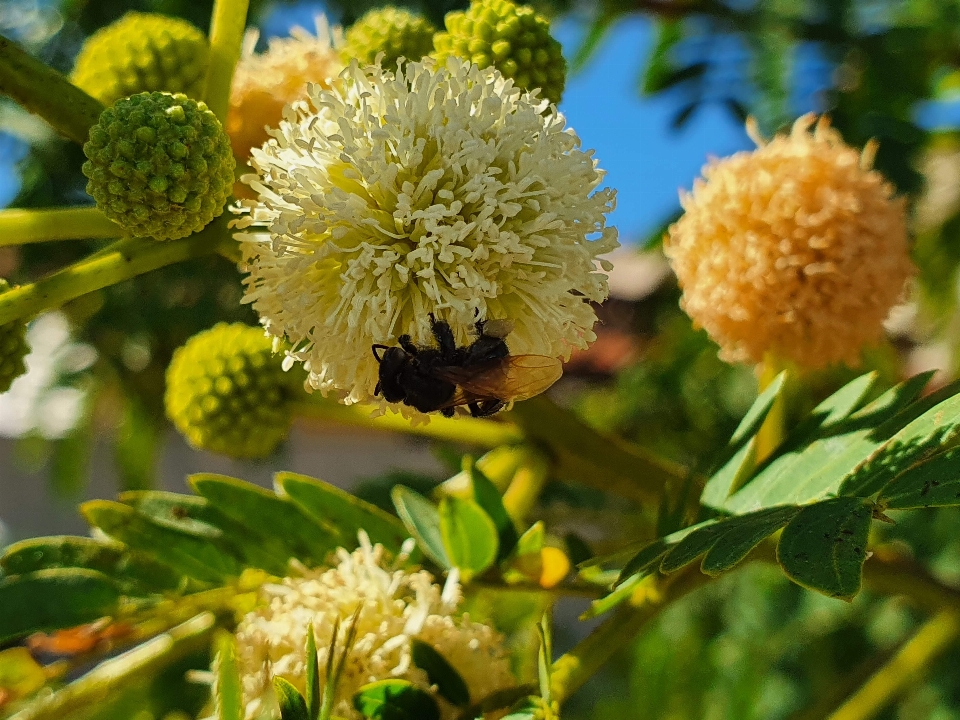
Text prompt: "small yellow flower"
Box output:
[[227, 17, 344, 159], [234, 57, 617, 412], [233, 534, 516, 719], [665, 114, 915, 369]]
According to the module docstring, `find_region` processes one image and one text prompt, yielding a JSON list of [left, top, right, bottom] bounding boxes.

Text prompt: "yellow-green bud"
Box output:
[[165, 323, 300, 459], [0, 280, 28, 394], [433, 0, 566, 104], [342, 7, 437, 72], [82, 92, 235, 241], [71, 12, 209, 106]]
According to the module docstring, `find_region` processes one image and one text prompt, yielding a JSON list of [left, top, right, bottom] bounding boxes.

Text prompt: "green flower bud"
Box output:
[[71, 12, 209, 106], [82, 92, 235, 241], [433, 0, 566, 104], [0, 279, 28, 394], [165, 323, 300, 459], [342, 7, 437, 72]]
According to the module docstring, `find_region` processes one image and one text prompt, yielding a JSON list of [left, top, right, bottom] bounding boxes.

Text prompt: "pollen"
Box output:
[[664, 114, 915, 369]]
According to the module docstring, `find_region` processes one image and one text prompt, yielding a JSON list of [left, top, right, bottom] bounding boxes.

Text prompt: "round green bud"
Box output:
[[82, 92, 235, 241], [165, 323, 300, 459], [0, 280, 28, 394], [342, 7, 438, 73], [71, 12, 209, 106], [433, 0, 566, 104]]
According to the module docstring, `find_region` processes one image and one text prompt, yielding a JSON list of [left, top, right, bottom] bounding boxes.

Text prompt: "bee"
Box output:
[[372, 315, 563, 418]]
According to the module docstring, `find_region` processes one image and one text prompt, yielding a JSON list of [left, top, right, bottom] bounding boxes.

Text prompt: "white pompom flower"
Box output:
[[233, 56, 618, 410], [233, 534, 517, 720]]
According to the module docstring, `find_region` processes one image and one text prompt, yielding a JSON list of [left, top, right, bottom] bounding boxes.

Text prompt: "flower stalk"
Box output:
[[0, 35, 104, 145], [0, 207, 120, 246], [293, 397, 524, 448], [205, 0, 250, 122], [0, 216, 231, 325], [826, 610, 960, 720]]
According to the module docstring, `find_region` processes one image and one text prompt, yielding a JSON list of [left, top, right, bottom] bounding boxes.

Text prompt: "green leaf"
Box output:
[[0, 568, 122, 643], [700, 440, 758, 510], [776, 497, 872, 600], [660, 506, 799, 574], [276, 472, 412, 554], [0, 535, 180, 594], [353, 679, 440, 720], [306, 623, 320, 720], [190, 474, 341, 565], [438, 497, 499, 580], [391, 486, 451, 569], [275, 677, 310, 720], [81, 500, 240, 583], [216, 632, 243, 720], [731, 371, 788, 447], [571, 11, 618, 72], [467, 462, 519, 561], [724, 372, 937, 512], [641, 19, 684, 94], [878, 446, 960, 508], [119, 490, 291, 574], [411, 640, 470, 707]]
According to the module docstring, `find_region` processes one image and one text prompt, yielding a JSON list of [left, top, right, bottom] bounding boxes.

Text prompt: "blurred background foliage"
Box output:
[[6, 0, 960, 718]]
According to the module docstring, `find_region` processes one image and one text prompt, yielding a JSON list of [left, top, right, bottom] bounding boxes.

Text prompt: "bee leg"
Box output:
[[374, 381, 382, 396], [441, 406, 456, 418], [430, 317, 458, 358], [470, 399, 504, 417], [398, 334, 419, 355]]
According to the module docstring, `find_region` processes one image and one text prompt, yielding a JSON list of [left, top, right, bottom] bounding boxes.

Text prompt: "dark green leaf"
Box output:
[[411, 640, 470, 707], [468, 463, 519, 561], [276, 472, 412, 554], [777, 498, 872, 600], [353, 679, 441, 720], [439, 497, 499, 579], [81, 500, 239, 583], [274, 677, 310, 720], [216, 632, 243, 720], [700, 506, 800, 575], [391, 486, 451, 569], [878, 446, 960, 508], [0, 568, 122, 643], [190, 474, 341, 565], [0, 535, 180, 594], [615, 539, 670, 587], [641, 19, 684, 94]]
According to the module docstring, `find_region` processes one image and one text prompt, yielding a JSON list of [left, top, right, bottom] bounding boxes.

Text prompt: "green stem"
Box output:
[[0, 216, 230, 325], [0, 35, 104, 145], [0, 207, 120, 246], [205, 0, 250, 122], [755, 353, 788, 463], [826, 610, 960, 720], [507, 396, 689, 506], [292, 398, 524, 448], [550, 562, 714, 703], [8, 612, 217, 720]]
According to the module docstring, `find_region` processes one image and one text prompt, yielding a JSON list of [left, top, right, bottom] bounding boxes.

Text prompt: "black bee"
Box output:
[[372, 316, 562, 418]]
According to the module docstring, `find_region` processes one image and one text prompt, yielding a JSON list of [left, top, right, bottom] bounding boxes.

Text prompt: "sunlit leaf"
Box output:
[[391, 486, 451, 569], [878, 446, 960, 508], [467, 462, 519, 561], [439, 497, 499, 580]]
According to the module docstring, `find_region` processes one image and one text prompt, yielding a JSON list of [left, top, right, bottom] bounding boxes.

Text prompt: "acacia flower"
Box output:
[[227, 17, 344, 159], [665, 114, 914, 369], [233, 534, 516, 720], [234, 57, 618, 412]]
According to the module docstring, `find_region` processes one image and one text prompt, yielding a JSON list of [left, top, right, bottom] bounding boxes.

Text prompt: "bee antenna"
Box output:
[[372, 345, 388, 362]]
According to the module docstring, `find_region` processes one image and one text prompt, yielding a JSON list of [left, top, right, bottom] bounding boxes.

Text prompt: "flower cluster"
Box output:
[[665, 114, 915, 369], [227, 18, 343, 159], [234, 57, 617, 411], [233, 534, 515, 719], [71, 11, 209, 106], [341, 7, 437, 73], [82, 91, 234, 240]]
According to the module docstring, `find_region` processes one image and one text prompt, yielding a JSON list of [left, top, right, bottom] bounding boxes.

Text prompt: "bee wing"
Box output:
[[435, 355, 563, 403]]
